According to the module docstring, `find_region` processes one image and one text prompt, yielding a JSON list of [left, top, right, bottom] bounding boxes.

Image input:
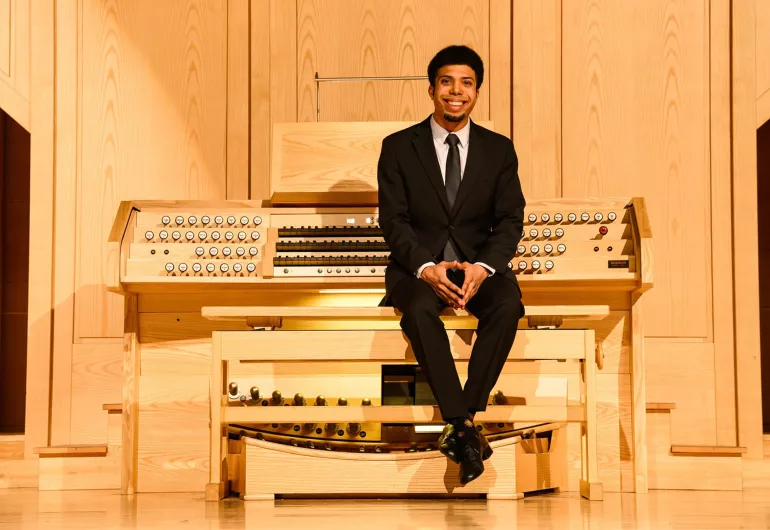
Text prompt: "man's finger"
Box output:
[[439, 284, 461, 304], [437, 272, 463, 295], [462, 279, 477, 303], [443, 278, 463, 296], [461, 274, 472, 294], [431, 281, 455, 301], [435, 289, 459, 308]]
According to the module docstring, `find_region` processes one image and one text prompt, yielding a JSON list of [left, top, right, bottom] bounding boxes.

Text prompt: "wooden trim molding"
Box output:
[[732, 0, 763, 459], [24, 0, 55, 459]]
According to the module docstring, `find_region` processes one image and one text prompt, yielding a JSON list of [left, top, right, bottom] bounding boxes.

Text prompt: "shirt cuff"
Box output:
[[416, 262, 435, 278], [475, 262, 495, 276]]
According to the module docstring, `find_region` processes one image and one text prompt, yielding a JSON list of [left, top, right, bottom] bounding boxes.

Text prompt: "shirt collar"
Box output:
[[430, 115, 471, 148]]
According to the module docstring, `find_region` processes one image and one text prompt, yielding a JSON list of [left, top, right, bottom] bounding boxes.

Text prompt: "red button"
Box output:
[[599, 226, 609, 235]]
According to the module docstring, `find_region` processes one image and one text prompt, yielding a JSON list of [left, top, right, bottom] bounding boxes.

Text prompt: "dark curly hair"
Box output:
[[427, 45, 484, 89]]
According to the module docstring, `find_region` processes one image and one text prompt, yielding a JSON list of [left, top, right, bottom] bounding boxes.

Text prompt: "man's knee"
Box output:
[[499, 295, 524, 320], [481, 293, 523, 328], [399, 288, 441, 326]]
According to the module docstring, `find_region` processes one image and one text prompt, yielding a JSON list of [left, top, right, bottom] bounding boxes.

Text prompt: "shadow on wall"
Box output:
[[0, 110, 31, 434], [758, 119, 770, 433]]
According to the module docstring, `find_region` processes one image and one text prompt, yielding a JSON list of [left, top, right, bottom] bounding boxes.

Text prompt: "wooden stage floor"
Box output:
[[2, 489, 770, 529]]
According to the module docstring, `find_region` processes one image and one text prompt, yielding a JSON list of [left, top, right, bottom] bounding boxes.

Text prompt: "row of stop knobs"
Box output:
[[508, 260, 555, 271], [525, 212, 617, 224], [165, 262, 257, 274], [160, 214, 263, 227], [228, 385, 373, 437], [145, 230, 261, 242]]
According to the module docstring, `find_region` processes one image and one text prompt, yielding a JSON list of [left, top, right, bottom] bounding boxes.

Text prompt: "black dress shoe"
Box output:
[[438, 424, 462, 464], [458, 430, 485, 485]]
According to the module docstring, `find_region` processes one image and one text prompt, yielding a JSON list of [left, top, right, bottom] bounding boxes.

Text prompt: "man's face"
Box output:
[[429, 64, 478, 127]]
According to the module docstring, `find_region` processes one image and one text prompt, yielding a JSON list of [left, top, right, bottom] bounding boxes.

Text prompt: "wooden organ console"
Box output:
[[108, 121, 653, 501]]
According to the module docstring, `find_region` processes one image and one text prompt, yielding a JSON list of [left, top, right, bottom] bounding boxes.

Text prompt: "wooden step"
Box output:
[[34, 444, 108, 458], [102, 403, 122, 414], [646, 402, 676, 412], [670, 445, 746, 457]]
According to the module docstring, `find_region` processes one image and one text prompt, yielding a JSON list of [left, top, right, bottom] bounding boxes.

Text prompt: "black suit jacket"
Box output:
[[377, 116, 526, 305]]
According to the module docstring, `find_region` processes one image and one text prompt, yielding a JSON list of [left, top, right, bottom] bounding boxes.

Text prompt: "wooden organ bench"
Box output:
[[204, 305, 609, 501], [106, 121, 653, 500]]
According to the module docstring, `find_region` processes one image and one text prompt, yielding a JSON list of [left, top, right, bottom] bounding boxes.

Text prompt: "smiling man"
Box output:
[[377, 45, 527, 485]]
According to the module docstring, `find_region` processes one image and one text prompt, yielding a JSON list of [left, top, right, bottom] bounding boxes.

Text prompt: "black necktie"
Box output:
[[444, 134, 461, 262]]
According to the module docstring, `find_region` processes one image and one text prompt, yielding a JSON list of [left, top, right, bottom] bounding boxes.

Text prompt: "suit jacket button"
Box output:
[[448, 225, 454, 231]]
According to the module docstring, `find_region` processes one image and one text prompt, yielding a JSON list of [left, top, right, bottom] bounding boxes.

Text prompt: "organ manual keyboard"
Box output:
[[108, 121, 652, 500]]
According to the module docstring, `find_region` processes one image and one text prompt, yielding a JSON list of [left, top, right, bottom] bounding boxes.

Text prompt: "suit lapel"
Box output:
[[450, 121, 484, 216], [412, 120, 450, 214]]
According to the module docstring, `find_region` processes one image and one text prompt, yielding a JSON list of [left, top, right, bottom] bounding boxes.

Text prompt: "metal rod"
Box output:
[[314, 72, 428, 121], [315, 75, 428, 83]]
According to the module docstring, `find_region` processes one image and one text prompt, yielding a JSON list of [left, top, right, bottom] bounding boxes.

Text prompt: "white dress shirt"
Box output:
[[415, 117, 495, 279]]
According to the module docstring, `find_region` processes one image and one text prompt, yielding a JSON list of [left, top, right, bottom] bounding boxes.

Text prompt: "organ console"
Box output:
[[113, 199, 644, 286], [108, 121, 652, 501]]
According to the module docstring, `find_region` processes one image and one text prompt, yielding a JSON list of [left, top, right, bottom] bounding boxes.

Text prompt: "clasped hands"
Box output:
[[421, 261, 489, 309]]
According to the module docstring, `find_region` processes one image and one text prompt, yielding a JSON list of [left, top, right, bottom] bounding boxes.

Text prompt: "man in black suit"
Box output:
[[377, 45, 526, 484]]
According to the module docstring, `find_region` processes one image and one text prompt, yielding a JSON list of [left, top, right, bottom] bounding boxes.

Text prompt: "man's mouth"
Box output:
[[444, 100, 467, 111]]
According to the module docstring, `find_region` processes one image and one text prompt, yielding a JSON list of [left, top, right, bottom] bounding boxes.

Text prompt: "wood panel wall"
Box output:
[[77, 0, 229, 339], [757, 0, 770, 126], [0, 0, 29, 130], [296, 0, 490, 123], [20, 0, 764, 461]]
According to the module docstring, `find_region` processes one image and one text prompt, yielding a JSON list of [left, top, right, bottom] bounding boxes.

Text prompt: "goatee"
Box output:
[[443, 112, 465, 123]]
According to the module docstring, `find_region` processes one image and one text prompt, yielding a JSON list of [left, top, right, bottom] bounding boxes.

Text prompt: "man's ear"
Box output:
[[428, 85, 434, 98]]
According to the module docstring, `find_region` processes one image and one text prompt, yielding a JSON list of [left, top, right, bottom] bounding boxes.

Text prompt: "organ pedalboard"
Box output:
[[223, 381, 525, 454], [111, 199, 648, 291]]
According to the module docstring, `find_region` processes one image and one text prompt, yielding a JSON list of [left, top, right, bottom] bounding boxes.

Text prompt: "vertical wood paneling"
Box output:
[[70, 342, 122, 443], [757, 0, 770, 104], [49, 0, 79, 445], [646, 340, 717, 445], [270, 0, 297, 133], [226, 0, 250, 200], [296, 0, 489, 123], [78, 0, 228, 337], [488, 0, 511, 138], [562, 0, 711, 338], [0, 0, 10, 76], [25, 0, 55, 457], [512, 0, 561, 199], [0, 0, 30, 130], [709, 0, 737, 446], [252, 0, 296, 201], [732, 0, 763, 458], [250, 0, 271, 201]]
